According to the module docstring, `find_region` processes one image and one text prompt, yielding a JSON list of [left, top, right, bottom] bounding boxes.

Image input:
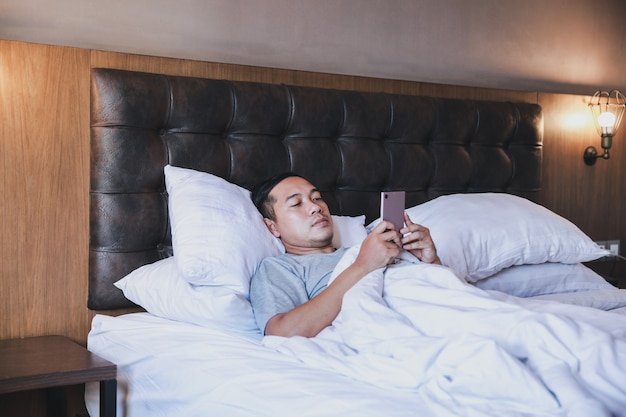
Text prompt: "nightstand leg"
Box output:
[[100, 379, 116, 417], [46, 386, 67, 417]]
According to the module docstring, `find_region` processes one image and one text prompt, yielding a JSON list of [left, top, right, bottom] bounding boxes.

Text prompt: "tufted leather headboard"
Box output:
[[89, 68, 543, 310]]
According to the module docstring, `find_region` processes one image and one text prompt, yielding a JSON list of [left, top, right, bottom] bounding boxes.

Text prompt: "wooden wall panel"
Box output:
[[0, 41, 90, 342], [540, 92, 626, 241], [90, 50, 537, 103]]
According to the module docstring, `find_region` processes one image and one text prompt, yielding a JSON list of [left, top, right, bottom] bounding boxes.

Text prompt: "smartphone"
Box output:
[[380, 191, 405, 231]]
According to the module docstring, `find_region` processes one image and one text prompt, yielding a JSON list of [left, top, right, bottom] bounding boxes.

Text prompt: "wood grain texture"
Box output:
[[0, 335, 116, 393], [90, 50, 537, 102], [0, 41, 90, 342], [539, 92, 626, 242]]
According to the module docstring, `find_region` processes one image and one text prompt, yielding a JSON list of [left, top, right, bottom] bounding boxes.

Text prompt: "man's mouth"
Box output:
[[312, 217, 329, 227]]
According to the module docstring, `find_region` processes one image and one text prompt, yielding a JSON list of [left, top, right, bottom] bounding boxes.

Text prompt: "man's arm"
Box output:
[[264, 221, 401, 338]]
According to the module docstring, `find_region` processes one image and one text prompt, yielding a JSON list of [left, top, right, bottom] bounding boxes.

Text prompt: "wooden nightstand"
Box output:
[[0, 335, 117, 417]]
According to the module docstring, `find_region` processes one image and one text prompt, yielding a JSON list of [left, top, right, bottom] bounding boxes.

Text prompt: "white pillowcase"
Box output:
[[475, 262, 614, 297], [114, 257, 260, 333], [529, 289, 626, 310], [405, 193, 609, 282], [165, 165, 283, 295], [331, 214, 368, 248]]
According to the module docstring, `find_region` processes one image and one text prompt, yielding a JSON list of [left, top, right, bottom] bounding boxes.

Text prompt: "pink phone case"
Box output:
[[380, 191, 405, 230]]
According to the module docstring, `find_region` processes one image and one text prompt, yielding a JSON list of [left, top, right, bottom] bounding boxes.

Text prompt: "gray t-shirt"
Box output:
[[250, 248, 348, 333]]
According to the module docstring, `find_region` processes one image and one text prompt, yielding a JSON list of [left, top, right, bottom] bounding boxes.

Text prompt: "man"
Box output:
[[250, 172, 440, 337]]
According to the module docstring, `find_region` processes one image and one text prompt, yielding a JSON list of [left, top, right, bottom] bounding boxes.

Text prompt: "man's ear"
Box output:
[[263, 218, 280, 238]]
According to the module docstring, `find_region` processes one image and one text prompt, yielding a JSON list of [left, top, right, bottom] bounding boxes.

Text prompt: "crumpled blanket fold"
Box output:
[[264, 245, 626, 417]]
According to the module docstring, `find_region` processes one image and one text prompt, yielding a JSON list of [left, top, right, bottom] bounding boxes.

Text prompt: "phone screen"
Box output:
[[380, 191, 405, 231]]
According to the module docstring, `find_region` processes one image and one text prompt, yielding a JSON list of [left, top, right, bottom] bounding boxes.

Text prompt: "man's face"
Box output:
[[264, 176, 334, 254]]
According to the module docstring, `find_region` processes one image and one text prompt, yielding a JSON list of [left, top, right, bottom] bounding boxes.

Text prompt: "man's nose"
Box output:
[[309, 201, 322, 214]]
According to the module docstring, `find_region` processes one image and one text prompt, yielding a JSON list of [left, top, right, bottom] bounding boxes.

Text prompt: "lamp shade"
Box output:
[[588, 90, 626, 137]]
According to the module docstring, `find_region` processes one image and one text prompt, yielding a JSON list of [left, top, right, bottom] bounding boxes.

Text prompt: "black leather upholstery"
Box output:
[[89, 68, 543, 310]]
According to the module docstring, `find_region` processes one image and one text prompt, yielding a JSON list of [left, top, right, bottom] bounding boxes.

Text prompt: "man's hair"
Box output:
[[251, 172, 305, 220]]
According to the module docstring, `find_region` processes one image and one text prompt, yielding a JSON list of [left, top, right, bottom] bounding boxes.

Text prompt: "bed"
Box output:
[[86, 68, 626, 417]]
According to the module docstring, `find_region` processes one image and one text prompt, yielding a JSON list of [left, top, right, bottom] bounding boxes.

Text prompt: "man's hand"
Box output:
[[399, 212, 441, 264], [354, 221, 402, 270]]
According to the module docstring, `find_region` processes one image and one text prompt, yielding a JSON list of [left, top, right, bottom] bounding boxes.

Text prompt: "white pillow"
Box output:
[[528, 289, 626, 310], [114, 257, 260, 333], [165, 165, 283, 295], [405, 193, 609, 282], [475, 262, 614, 297], [332, 214, 367, 248]]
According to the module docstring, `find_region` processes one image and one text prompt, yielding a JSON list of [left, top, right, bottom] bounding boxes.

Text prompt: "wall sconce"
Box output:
[[584, 89, 626, 165]]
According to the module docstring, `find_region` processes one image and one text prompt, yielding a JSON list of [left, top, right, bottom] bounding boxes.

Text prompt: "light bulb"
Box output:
[[598, 111, 616, 128]]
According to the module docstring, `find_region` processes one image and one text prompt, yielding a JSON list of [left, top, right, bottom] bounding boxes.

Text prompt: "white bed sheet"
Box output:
[[86, 313, 459, 417], [86, 253, 626, 417], [87, 292, 626, 417]]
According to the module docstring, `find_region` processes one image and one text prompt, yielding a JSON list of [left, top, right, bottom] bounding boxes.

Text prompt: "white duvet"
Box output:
[[264, 246, 626, 417], [87, 313, 455, 417]]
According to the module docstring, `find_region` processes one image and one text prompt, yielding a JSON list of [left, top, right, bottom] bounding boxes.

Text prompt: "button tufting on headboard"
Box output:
[[89, 68, 543, 310]]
